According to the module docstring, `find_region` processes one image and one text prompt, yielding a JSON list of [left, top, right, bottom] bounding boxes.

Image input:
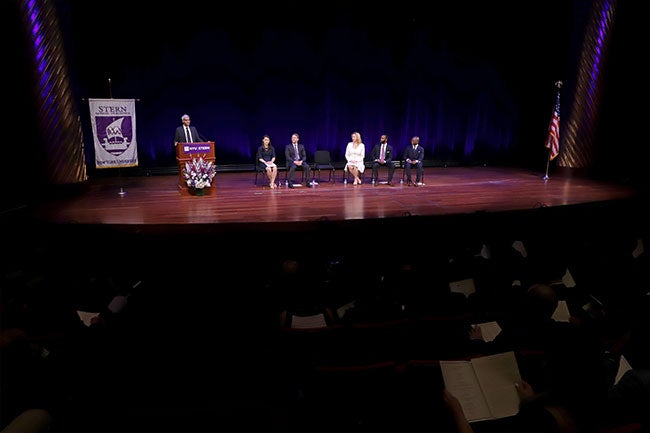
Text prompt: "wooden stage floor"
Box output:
[[26, 166, 641, 228], [5, 166, 636, 252]]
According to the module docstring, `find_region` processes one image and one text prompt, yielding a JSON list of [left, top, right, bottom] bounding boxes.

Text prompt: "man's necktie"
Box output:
[[186, 127, 192, 143], [294, 144, 299, 160], [380, 144, 386, 160]]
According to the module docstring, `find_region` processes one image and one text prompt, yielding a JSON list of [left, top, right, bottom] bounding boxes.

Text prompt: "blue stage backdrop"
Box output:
[[15, 0, 647, 183]]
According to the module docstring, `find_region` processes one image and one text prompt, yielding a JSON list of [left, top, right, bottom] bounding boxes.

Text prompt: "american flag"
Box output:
[[545, 91, 560, 160]]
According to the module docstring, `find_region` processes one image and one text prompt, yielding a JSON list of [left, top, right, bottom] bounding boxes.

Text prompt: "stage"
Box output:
[[24, 165, 640, 226], [3, 164, 640, 263]]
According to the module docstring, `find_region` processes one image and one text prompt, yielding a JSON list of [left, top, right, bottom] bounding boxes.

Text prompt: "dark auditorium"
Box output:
[[2, 1, 648, 432]]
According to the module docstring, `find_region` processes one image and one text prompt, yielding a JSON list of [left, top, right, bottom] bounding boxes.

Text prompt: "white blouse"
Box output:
[[344, 141, 365, 173]]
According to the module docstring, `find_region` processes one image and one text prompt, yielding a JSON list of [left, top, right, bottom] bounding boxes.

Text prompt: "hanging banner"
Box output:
[[88, 98, 138, 168]]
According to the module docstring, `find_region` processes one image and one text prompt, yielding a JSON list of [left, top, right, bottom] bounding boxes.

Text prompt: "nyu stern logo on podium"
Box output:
[[183, 143, 212, 154]]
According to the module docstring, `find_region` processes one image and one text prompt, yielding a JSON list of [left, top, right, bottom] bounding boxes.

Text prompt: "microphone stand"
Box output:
[[543, 152, 551, 181], [108, 78, 127, 197]]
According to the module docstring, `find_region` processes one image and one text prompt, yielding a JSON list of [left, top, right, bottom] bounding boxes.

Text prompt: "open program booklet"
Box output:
[[441, 351, 522, 422]]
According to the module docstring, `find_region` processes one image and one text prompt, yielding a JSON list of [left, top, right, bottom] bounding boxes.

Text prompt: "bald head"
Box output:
[[281, 258, 300, 275], [527, 283, 558, 318]]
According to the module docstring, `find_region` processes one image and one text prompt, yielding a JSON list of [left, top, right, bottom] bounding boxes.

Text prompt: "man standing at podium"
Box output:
[[174, 114, 206, 147]]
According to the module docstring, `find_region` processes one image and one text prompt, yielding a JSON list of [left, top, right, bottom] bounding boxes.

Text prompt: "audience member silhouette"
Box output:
[[443, 380, 569, 433], [272, 257, 336, 327], [469, 283, 571, 354], [0, 409, 51, 433], [605, 367, 650, 432]]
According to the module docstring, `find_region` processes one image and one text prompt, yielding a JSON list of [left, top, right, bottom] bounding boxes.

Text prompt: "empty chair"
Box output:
[[312, 150, 336, 183]]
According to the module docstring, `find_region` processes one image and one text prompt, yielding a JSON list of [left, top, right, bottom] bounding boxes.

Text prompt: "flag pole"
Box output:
[[543, 80, 562, 181], [543, 151, 551, 181], [109, 77, 127, 197]]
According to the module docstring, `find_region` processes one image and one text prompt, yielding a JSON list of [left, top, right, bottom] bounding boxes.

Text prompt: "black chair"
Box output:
[[254, 160, 281, 187], [401, 160, 425, 185], [312, 150, 336, 183], [284, 164, 306, 185], [370, 160, 400, 184], [254, 162, 268, 185]]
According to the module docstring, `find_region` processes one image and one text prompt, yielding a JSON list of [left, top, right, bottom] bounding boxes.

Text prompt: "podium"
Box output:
[[176, 141, 216, 195]]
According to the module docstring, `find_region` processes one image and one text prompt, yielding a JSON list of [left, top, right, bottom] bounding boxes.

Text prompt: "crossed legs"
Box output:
[[347, 165, 362, 185], [266, 165, 278, 188]]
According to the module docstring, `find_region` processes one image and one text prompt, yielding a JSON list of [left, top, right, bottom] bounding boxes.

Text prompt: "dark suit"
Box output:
[[403, 144, 424, 183], [285, 143, 311, 185], [174, 125, 204, 144], [370, 142, 395, 183]]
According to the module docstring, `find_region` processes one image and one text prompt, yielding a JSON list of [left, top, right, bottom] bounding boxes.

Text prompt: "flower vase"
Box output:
[[192, 187, 206, 196]]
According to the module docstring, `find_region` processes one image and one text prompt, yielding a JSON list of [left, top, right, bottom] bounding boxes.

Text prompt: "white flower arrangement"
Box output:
[[183, 157, 216, 189]]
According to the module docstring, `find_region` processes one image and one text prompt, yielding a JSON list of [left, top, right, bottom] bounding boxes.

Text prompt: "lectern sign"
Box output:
[[182, 143, 213, 154]]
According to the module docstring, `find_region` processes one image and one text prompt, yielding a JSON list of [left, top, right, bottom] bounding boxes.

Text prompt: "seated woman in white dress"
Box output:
[[344, 131, 365, 185]]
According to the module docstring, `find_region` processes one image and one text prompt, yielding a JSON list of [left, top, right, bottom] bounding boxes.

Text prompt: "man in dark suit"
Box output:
[[370, 134, 395, 186], [284, 133, 312, 188], [403, 136, 424, 186], [174, 114, 205, 147]]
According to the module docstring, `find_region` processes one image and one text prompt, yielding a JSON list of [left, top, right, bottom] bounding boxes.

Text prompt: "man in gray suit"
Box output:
[[284, 132, 312, 188]]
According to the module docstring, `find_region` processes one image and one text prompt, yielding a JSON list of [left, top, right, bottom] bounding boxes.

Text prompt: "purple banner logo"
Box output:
[[96, 116, 133, 156]]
